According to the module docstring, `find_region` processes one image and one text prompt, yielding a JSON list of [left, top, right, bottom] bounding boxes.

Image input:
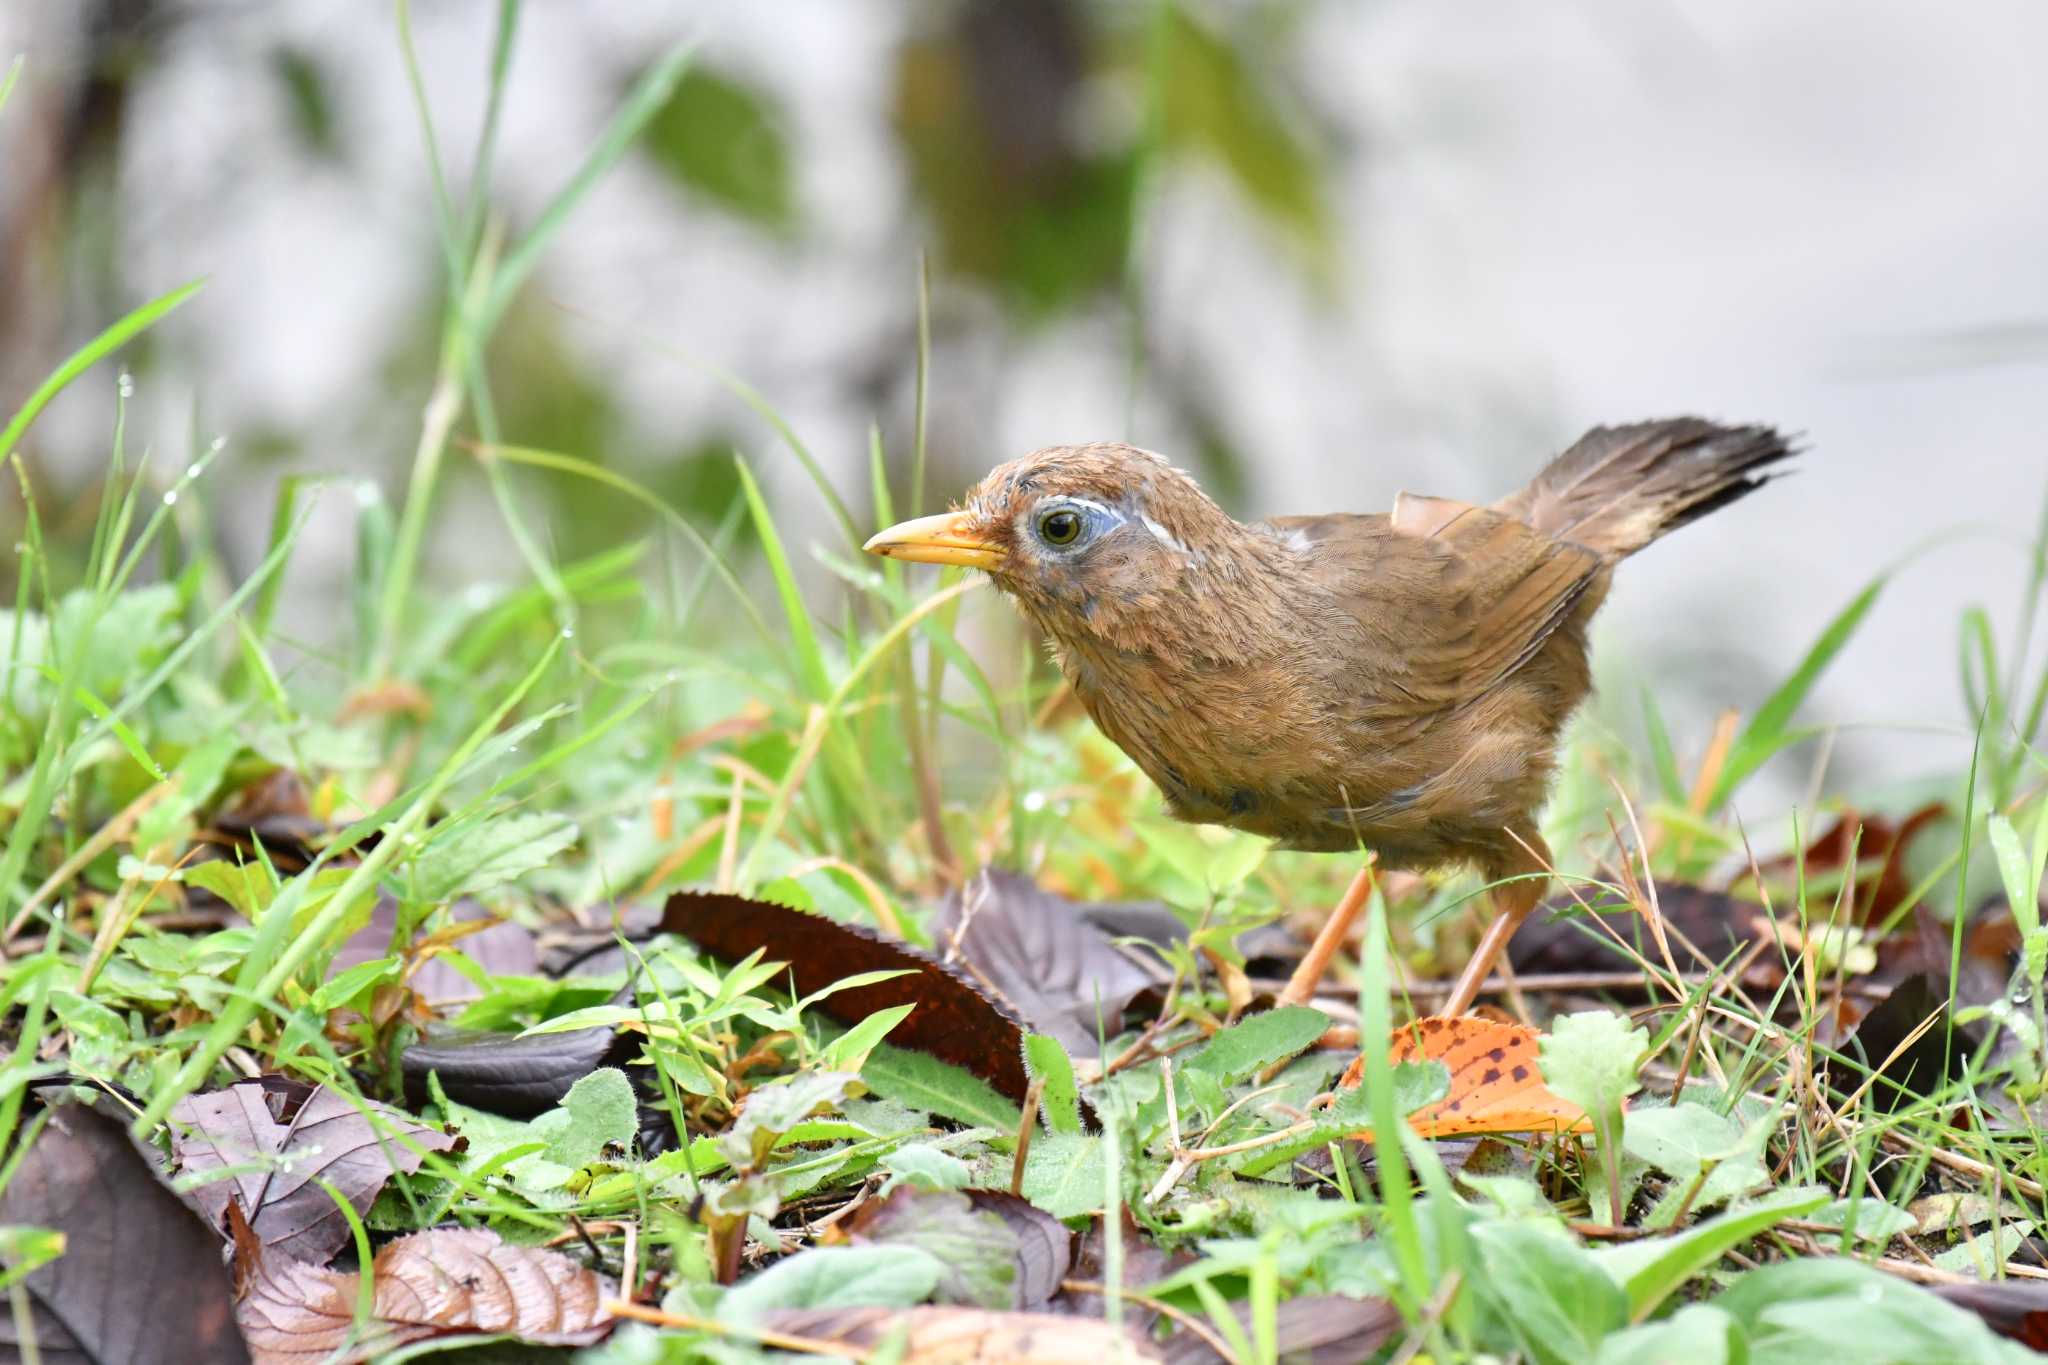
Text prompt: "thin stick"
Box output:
[[1060, 1280, 1239, 1364], [603, 1300, 872, 1359]]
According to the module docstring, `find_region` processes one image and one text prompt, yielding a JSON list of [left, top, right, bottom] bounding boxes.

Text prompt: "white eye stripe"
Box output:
[[1141, 515, 1189, 555], [1056, 496, 1119, 520]]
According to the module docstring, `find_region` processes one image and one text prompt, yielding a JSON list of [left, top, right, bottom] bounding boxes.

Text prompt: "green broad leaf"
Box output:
[[1931, 1219, 2036, 1275], [1712, 1257, 2028, 1364], [530, 1067, 638, 1169], [0, 1225, 66, 1293], [842, 1189, 1020, 1310], [1230, 1060, 1447, 1178], [878, 1144, 975, 1194], [862, 1045, 1022, 1138], [1593, 1190, 1827, 1322], [1019, 1132, 1105, 1220], [1184, 1006, 1330, 1085], [720, 1245, 943, 1322], [1594, 1305, 1745, 1365], [640, 65, 794, 229], [1625, 1102, 1743, 1180], [1542, 1012, 1648, 1119], [411, 811, 578, 903], [312, 956, 401, 1012], [1988, 813, 2041, 942], [1473, 1220, 1628, 1365], [1023, 1034, 1082, 1136], [1799, 1194, 1918, 1250], [815, 1003, 914, 1074], [723, 1071, 863, 1170]]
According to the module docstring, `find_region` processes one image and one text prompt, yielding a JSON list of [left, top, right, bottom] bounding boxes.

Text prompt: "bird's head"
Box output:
[[863, 443, 1240, 637]]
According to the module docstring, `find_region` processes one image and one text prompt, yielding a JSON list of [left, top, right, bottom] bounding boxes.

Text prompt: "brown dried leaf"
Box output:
[[935, 870, 1170, 1058], [1158, 1294, 1402, 1365], [0, 1098, 249, 1365], [760, 1305, 1160, 1362], [169, 1080, 462, 1261], [663, 890, 1030, 1102], [236, 1227, 612, 1364]]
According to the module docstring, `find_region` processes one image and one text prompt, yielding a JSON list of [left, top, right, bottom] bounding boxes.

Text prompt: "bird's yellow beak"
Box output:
[[862, 511, 1004, 571]]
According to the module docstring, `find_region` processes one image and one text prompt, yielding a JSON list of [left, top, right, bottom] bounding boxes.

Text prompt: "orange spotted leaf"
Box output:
[[1341, 1016, 1592, 1138]]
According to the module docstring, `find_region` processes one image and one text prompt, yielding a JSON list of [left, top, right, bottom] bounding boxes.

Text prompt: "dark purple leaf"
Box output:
[[934, 870, 1167, 1058], [168, 1081, 461, 1261], [844, 1186, 1076, 1310], [400, 1024, 620, 1117], [0, 1098, 248, 1365], [664, 890, 1031, 1102]]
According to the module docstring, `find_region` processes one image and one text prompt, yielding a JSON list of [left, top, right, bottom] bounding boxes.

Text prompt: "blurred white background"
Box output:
[[3, 0, 2044, 816]]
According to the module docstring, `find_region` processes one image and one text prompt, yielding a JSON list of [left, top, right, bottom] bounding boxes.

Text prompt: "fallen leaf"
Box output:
[[1158, 1293, 1402, 1365], [1831, 973, 1973, 1113], [663, 891, 1030, 1102], [168, 1080, 462, 1261], [0, 1097, 249, 1365], [236, 1226, 612, 1363], [1050, 1211, 1193, 1332], [1932, 1280, 2048, 1350], [1507, 883, 1774, 982], [759, 1305, 1160, 1362], [933, 869, 1169, 1057], [1754, 802, 1947, 927], [401, 1022, 620, 1117], [1339, 1017, 1593, 1137], [845, 1186, 1075, 1310]]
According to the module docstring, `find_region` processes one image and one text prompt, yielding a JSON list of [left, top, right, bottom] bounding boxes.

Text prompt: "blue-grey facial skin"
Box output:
[[1003, 495, 1162, 617]]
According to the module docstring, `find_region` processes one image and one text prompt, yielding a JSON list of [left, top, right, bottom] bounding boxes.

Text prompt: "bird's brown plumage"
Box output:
[[867, 418, 1792, 887]]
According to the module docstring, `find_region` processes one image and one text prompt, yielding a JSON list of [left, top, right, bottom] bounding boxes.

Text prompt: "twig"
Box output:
[[1386, 1268, 1463, 1365], [1011, 1077, 1044, 1197], [603, 1300, 872, 1359], [1060, 1279, 1237, 1364]]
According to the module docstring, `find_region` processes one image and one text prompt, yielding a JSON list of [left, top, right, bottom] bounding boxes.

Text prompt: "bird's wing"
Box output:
[[1263, 500, 1605, 715]]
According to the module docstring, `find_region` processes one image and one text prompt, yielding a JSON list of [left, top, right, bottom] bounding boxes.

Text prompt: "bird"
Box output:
[[864, 419, 1794, 1014]]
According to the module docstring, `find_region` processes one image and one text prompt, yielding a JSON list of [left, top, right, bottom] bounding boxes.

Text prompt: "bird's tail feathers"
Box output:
[[1494, 418, 1795, 559]]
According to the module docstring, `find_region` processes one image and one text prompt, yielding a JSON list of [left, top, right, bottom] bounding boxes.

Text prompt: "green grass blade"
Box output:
[[735, 456, 831, 701], [0, 280, 203, 463], [474, 40, 692, 340], [1708, 575, 1885, 811], [1640, 687, 1686, 806], [134, 638, 565, 1135], [476, 440, 771, 645]]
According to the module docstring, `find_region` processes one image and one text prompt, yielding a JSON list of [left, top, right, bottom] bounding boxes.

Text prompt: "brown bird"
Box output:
[[864, 419, 1793, 1014]]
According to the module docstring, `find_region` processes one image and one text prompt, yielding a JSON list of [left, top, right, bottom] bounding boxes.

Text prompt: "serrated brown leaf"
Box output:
[[235, 1227, 612, 1363], [662, 891, 1030, 1102], [169, 1081, 462, 1261], [761, 1305, 1160, 1362], [0, 1097, 249, 1365]]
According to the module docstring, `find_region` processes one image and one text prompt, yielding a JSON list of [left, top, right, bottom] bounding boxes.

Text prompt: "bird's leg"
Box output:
[[1440, 831, 1553, 1016], [1276, 859, 1376, 1009]]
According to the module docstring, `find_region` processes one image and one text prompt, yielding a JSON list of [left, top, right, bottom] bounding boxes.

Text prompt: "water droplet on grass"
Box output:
[[117, 372, 134, 398], [162, 490, 178, 506]]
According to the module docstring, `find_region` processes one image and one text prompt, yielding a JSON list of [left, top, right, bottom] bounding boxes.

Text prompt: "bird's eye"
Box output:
[[1038, 508, 1083, 546]]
